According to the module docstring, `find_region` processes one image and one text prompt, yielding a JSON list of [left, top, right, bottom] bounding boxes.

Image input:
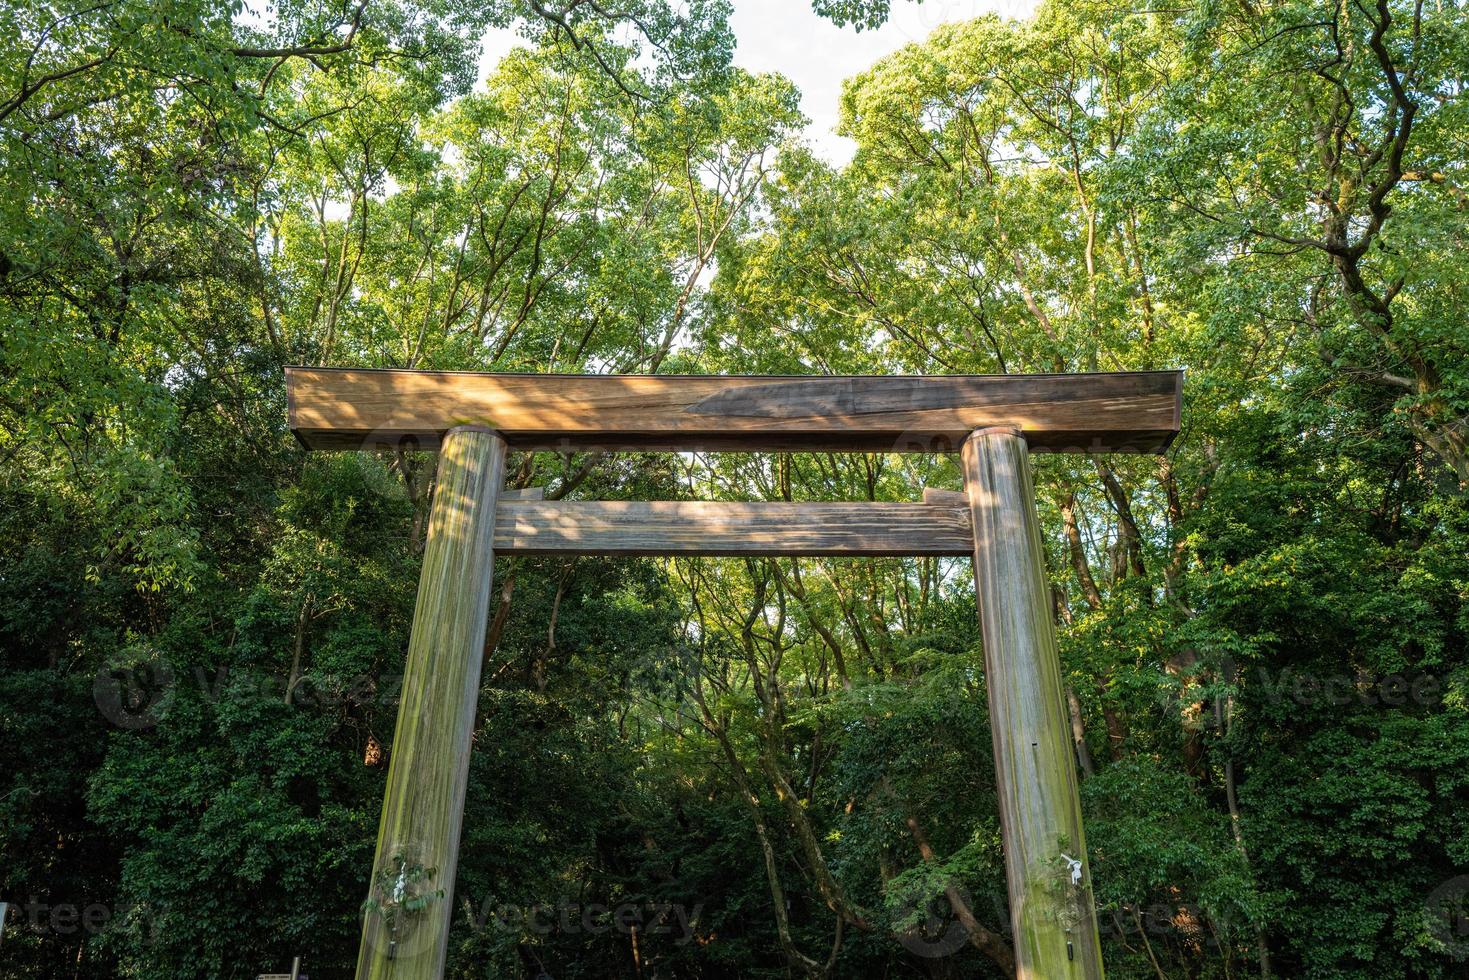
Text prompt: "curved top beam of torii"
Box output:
[[286, 366, 1182, 455]]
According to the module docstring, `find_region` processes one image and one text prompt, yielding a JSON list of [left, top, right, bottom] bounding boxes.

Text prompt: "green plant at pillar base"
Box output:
[[361, 853, 445, 960], [1037, 846, 1093, 963]]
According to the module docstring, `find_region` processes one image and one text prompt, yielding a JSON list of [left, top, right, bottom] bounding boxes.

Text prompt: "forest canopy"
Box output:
[[2, 0, 1467, 977]]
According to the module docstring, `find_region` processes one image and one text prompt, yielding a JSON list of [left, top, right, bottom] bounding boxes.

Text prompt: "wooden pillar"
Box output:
[[961, 426, 1104, 979], [357, 425, 506, 980]]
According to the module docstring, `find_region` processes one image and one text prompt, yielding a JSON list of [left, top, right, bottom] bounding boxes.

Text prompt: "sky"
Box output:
[[479, 0, 1040, 165], [727, 0, 1037, 162]]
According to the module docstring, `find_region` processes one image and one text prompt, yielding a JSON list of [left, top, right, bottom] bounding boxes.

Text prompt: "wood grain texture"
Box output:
[[921, 487, 968, 507], [356, 428, 506, 980], [287, 367, 1182, 454], [962, 428, 1105, 980], [492, 500, 973, 556]]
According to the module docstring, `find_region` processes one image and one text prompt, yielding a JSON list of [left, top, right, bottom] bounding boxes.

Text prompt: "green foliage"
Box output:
[[1082, 758, 1259, 978], [3, 0, 1468, 977]]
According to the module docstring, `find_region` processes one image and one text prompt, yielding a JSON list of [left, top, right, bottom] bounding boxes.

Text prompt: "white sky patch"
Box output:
[[479, 26, 524, 82], [729, 0, 1040, 164], [475, 1, 1040, 165]]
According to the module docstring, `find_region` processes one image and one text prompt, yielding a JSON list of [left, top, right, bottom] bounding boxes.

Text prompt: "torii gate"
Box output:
[[286, 367, 1183, 980]]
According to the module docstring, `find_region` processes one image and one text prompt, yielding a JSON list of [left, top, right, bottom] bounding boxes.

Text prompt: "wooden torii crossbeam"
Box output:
[[286, 366, 1184, 980]]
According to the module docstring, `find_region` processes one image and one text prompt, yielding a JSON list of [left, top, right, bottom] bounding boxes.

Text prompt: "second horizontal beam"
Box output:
[[492, 500, 973, 557]]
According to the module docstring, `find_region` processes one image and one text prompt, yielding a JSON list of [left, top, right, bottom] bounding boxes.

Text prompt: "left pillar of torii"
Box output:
[[356, 425, 505, 979]]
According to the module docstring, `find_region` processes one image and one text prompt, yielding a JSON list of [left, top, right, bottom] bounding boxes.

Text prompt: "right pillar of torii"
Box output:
[[962, 425, 1104, 978]]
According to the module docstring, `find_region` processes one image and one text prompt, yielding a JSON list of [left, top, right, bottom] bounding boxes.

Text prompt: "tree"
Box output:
[[3, 0, 1468, 977]]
